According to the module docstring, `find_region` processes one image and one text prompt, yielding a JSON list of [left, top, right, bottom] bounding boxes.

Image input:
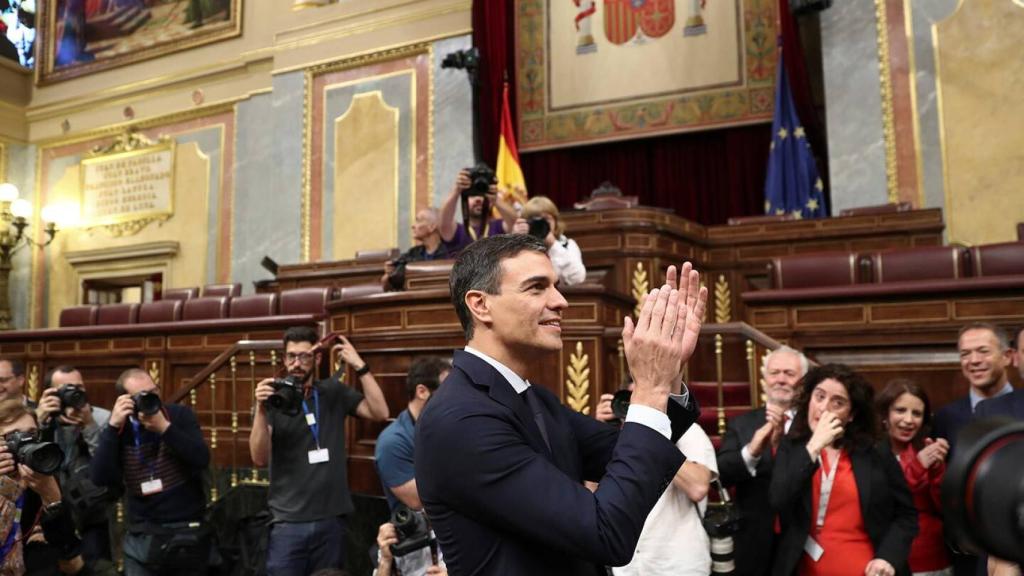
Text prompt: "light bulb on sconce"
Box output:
[[10, 199, 31, 220], [0, 184, 18, 203]]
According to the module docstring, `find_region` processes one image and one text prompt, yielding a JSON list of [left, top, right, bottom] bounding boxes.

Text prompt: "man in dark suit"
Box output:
[[416, 234, 706, 575], [716, 346, 808, 576], [975, 326, 1024, 420], [932, 322, 1015, 576]]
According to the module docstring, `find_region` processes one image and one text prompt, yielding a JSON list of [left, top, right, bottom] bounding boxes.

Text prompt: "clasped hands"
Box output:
[[621, 263, 708, 414]]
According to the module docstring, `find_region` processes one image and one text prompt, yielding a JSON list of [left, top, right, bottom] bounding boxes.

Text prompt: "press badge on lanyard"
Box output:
[[132, 419, 164, 495], [804, 450, 839, 562], [304, 388, 330, 465]]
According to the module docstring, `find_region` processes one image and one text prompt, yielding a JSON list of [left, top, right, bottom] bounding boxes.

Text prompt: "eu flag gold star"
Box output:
[[815, 178, 824, 192], [792, 210, 804, 220], [806, 198, 819, 211], [778, 127, 788, 140], [775, 208, 785, 216], [765, 200, 771, 213], [794, 126, 806, 139]]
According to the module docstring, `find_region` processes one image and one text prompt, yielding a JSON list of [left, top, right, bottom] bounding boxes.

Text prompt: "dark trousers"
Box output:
[[266, 516, 348, 576], [81, 520, 113, 562], [123, 523, 211, 576]]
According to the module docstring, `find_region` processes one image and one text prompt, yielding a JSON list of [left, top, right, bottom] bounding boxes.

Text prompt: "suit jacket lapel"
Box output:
[[851, 448, 872, 524], [453, 351, 553, 458]]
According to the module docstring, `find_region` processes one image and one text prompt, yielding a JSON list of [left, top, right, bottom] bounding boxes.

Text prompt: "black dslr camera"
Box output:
[[132, 391, 162, 416], [390, 505, 436, 558], [611, 389, 632, 421], [266, 375, 304, 416], [527, 217, 551, 241], [440, 47, 479, 72], [56, 384, 87, 410], [463, 163, 496, 199], [4, 430, 63, 475]]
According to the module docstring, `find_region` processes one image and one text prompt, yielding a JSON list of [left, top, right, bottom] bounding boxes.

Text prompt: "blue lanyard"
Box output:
[[301, 388, 321, 449], [0, 494, 25, 562], [131, 419, 159, 479]]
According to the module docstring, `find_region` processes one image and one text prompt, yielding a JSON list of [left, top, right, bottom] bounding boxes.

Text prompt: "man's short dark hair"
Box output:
[[406, 357, 451, 399], [115, 368, 151, 395], [0, 359, 25, 378], [283, 326, 319, 348], [958, 322, 1010, 351], [44, 365, 78, 389], [449, 234, 548, 340]]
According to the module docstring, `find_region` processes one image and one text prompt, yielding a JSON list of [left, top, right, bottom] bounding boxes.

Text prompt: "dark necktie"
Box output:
[[521, 386, 552, 453]]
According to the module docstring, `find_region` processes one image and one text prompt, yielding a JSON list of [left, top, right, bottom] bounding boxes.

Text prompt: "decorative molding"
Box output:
[[630, 262, 649, 317], [148, 361, 161, 386], [714, 275, 732, 323], [875, 0, 900, 203], [65, 242, 180, 266], [26, 364, 39, 403], [565, 341, 591, 414]]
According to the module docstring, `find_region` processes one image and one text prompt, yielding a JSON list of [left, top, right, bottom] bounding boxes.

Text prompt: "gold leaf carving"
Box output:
[[148, 361, 160, 386], [27, 365, 39, 403], [714, 275, 732, 323], [631, 262, 649, 317], [565, 341, 591, 414]]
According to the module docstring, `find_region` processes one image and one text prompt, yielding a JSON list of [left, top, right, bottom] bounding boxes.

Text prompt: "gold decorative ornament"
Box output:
[[714, 334, 725, 435], [27, 365, 38, 402], [565, 341, 591, 414], [714, 275, 732, 323], [631, 262, 649, 317], [148, 361, 160, 386], [875, 0, 900, 203]]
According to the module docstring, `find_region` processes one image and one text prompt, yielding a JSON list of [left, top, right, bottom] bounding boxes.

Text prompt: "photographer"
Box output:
[[374, 518, 446, 576], [438, 168, 516, 254], [90, 368, 211, 576], [36, 366, 116, 564], [510, 196, 586, 286], [0, 397, 93, 575], [0, 358, 35, 408], [381, 208, 451, 292], [250, 328, 388, 575]]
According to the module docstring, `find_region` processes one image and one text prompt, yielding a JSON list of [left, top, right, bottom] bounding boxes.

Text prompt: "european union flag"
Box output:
[[764, 51, 826, 219]]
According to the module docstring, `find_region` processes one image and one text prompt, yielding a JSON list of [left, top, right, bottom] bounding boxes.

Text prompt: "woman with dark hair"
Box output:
[[770, 364, 917, 576], [876, 380, 951, 576]]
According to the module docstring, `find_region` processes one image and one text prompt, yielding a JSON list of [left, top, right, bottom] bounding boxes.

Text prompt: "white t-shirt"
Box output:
[[613, 424, 719, 576]]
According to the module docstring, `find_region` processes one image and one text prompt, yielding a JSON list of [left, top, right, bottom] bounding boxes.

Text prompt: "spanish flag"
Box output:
[[495, 82, 528, 208]]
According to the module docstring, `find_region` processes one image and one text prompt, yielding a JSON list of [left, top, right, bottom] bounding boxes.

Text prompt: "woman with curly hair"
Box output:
[[770, 364, 917, 576]]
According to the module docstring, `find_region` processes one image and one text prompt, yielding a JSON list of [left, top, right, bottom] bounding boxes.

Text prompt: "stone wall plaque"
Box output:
[[80, 140, 175, 229]]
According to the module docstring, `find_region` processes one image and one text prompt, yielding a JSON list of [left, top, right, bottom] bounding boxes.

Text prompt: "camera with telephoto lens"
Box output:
[[56, 383, 87, 411], [462, 163, 496, 199], [390, 505, 437, 558], [703, 478, 743, 575], [942, 417, 1024, 564], [527, 217, 551, 241], [611, 389, 632, 421], [4, 430, 63, 475], [131, 391, 162, 416], [267, 375, 304, 417], [440, 47, 479, 71]]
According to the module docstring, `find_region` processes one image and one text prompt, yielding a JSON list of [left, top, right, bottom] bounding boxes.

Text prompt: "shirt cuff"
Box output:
[[741, 444, 760, 477], [625, 403, 672, 440]]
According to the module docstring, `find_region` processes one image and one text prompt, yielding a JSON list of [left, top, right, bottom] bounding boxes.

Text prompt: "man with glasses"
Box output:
[[36, 365, 117, 564], [0, 357, 35, 408], [250, 326, 389, 575]]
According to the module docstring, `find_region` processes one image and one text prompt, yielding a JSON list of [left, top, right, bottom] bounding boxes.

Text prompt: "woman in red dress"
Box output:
[[876, 380, 952, 576], [770, 364, 918, 576]]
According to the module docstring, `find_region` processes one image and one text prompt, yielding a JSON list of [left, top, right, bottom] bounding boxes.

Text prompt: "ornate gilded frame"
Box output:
[[35, 0, 243, 85]]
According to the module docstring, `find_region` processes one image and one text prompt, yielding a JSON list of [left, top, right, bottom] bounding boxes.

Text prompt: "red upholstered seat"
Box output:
[[769, 252, 861, 289], [59, 306, 98, 327], [839, 202, 912, 217], [202, 283, 242, 298], [96, 303, 140, 325], [278, 288, 331, 316], [182, 297, 230, 320], [355, 248, 400, 263], [163, 287, 199, 301], [229, 294, 279, 318], [138, 300, 183, 323], [869, 245, 968, 283], [688, 381, 754, 408], [971, 242, 1024, 277]]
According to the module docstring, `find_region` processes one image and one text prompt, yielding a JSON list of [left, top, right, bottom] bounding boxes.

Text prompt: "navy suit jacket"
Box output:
[[769, 438, 918, 576], [975, 388, 1024, 420], [716, 407, 775, 576], [415, 350, 697, 576], [932, 395, 973, 456]]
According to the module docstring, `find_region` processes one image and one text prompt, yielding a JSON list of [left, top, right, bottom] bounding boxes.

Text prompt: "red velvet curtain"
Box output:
[[472, 0, 821, 225]]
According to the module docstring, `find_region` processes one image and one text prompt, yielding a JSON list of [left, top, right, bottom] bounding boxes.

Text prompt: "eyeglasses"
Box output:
[[285, 352, 314, 364], [0, 376, 18, 384]]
